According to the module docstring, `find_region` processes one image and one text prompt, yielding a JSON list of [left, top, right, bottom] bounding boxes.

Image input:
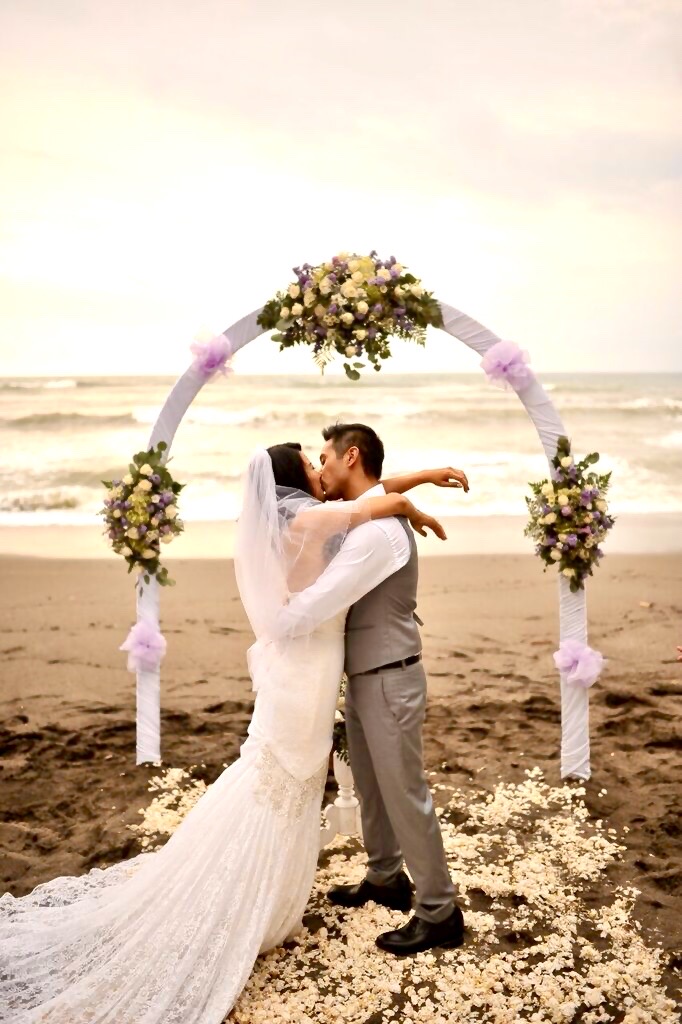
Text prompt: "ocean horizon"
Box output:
[[1, 371, 681, 529]]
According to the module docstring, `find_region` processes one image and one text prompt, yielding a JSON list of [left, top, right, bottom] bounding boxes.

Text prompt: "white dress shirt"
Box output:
[[270, 482, 410, 640]]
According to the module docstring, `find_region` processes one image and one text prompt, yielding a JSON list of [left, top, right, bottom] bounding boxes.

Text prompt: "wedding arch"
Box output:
[[127, 300, 593, 783]]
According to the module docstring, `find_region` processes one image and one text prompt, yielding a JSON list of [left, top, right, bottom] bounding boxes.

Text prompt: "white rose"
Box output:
[[146, 530, 159, 540], [345, 345, 358, 357], [288, 284, 300, 299], [341, 312, 355, 325], [557, 494, 569, 507], [562, 567, 576, 577], [377, 267, 391, 281], [303, 289, 316, 307], [142, 548, 156, 559], [126, 527, 139, 539], [341, 281, 358, 299], [291, 303, 303, 317], [585, 512, 593, 522], [314, 304, 326, 319], [595, 499, 607, 512], [139, 464, 153, 476], [560, 456, 573, 468], [393, 285, 404, 299], [120, 545, 133, 557], [319, 277, 332, 295], [161, 534, 174, 544], [150, 516, 160, 526], [113, 509, 122, 518], [354, 329, 367, 341], [351, 271, 363, 283], [541, 482, 554, 497], [348, 259, 360, 272], [391, 263, 403, 274], [410, 283, 424, 298], [357, 300, 369, 314], [542, 513, 557, 525], [550, 549, 562, 561], [122, 474, 134, 486], [165, 506, 178, 519], [279, 306, 290, 319], [137, 479, 153, 492]]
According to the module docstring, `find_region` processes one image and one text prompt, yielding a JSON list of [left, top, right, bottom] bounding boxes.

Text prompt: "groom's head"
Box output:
[[320, 423, 384, 501]]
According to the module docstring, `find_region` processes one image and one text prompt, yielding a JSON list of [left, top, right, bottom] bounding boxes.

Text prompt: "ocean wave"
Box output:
[[0, 378, 79, 392], [0, 491, 81, 513], [0, 412, 136, 430]]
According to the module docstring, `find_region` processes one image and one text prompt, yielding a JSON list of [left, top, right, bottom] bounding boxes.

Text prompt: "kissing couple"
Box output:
[[1, 422, 469, 1024]]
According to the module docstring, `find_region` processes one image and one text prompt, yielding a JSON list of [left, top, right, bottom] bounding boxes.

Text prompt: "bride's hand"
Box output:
[[406, 502, 447, 540], [427, 466, 469, 492]]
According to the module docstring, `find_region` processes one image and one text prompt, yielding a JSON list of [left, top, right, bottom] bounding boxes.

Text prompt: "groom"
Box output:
[[318, 423, 465, 955]]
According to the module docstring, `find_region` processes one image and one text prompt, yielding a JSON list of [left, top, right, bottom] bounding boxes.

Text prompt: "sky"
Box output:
[[0, 0, 680, 377]]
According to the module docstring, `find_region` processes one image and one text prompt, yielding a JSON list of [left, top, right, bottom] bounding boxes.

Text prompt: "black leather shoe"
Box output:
[[375, 905, 465, 955], [327, 870, 414, 912]]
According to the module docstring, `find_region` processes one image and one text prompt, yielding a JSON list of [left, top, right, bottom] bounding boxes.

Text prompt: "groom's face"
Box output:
[[319, 440, 351, 501]]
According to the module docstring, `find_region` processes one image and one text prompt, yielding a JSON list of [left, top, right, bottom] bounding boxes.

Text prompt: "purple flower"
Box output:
[[368, 327, 377, 339], [328, 273, 338, 284], [480, 340, 534, 392], [390, 267, 400, 278], [561, 507, 572, 517], [120, 619, 167, 674], [139, 524, 147, 534], [394, 307, 406, 316], [190, 334, 233, 379], [566, 534, 578, 547], [151, 474, 161, 485], [373, 303, 383, 314], [553, 639, 605, 688], [580, 490, 592, 507]]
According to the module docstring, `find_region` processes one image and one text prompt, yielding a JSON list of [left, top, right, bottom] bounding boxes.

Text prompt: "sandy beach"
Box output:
[[1, 549, 680, 1011]]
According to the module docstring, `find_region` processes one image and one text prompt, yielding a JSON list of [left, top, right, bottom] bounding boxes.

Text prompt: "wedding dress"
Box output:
[[0, 610, 347, 1024], [0, 450, 361, 1024]]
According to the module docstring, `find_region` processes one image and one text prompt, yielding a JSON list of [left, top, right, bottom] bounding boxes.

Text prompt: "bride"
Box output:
[[0, 443, 454, 1023]]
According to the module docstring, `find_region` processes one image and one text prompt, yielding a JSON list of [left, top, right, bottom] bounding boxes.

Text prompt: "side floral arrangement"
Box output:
[[99, 441, 184, 589], [525, 435, 615, 594]]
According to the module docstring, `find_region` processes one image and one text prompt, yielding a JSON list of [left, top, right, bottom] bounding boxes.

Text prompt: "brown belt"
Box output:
[[364, 653, 422, 675]]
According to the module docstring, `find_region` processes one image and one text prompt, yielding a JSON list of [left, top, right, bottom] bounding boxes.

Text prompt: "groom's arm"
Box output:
[[269, 522, 409, 640]]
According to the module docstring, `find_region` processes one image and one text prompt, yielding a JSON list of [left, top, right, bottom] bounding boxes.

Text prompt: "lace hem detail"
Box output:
[[252, 745, 328, 821]]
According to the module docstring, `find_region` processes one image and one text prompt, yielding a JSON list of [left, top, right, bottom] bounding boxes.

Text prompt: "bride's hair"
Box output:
[[266, 442, 313, 496]]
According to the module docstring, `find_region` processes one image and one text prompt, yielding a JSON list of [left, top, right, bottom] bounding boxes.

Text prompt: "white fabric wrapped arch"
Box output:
[[134, 302, 589, 780]]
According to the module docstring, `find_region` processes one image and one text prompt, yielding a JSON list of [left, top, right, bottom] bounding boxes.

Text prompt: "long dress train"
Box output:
[[0, 614, 345, 1024]]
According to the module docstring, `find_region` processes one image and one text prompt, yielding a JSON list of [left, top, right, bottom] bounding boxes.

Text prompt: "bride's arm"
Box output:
[[292, 494, 446, 539], [382, 466, 469, 494]]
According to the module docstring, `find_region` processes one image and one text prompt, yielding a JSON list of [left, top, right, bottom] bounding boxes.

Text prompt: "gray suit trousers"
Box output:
[[345, 660, 456, 923]]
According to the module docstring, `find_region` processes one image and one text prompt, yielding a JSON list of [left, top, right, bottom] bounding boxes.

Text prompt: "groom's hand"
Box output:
[[428, 467, 469, 492]]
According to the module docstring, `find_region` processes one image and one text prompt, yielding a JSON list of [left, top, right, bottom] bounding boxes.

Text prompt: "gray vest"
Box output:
[[344, 517, 422, 676]]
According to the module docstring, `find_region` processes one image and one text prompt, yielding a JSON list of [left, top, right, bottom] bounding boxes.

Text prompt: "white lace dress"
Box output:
[[0, 612, 346, 1024]]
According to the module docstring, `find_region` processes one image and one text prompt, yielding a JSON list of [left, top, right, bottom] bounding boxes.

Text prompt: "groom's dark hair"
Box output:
[[322, 423, 384, 479]]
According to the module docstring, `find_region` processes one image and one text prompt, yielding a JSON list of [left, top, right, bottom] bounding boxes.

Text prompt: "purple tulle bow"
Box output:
[[480, 340, 533, 391], [120, 619, 167, 673], [553, 639, 604, 688], [190, 334, 233, 378]]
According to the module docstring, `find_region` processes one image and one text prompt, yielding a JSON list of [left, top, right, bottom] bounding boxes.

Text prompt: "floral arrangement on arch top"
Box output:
[[257, 251, 443, 379]]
